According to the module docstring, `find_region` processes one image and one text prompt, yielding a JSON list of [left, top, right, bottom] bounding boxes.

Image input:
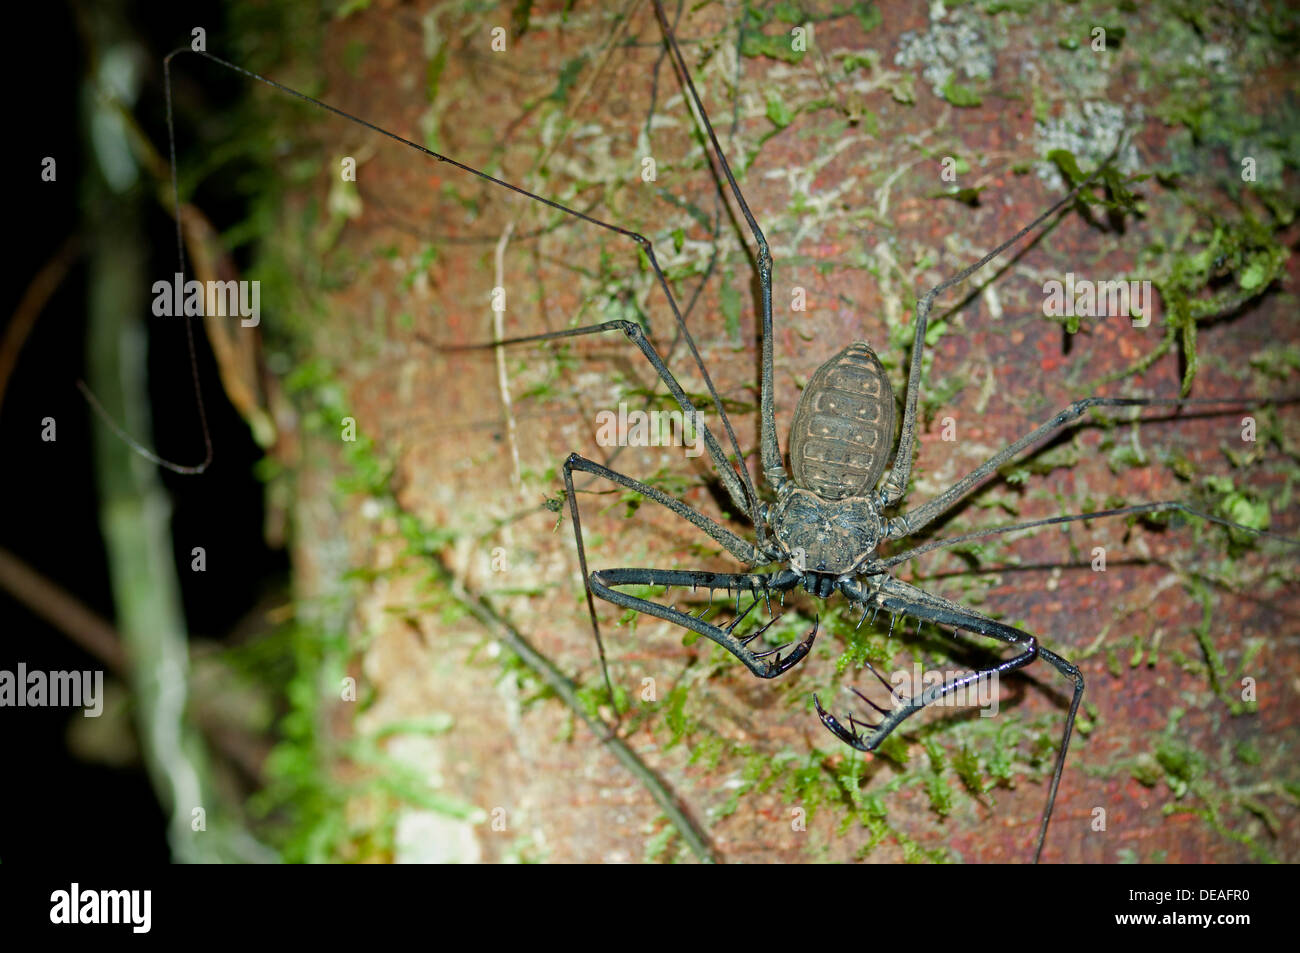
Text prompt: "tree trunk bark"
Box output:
[[252, 0, 1297, 862]]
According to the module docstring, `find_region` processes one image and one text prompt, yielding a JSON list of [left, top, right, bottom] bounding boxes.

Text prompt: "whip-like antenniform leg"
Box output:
[[96, 39, 767, 537], [447, 320, 760, 529], [878, 147, 1125, 508], [652, 0, 788, 495], [883, 396, 1292, 541]]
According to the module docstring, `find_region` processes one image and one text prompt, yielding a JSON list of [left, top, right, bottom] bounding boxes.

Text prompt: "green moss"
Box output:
[[941, 77, 983, 107], [741, 31, 806, 64], [1141, 214, 1290, 395], [952, 744, 990, 795], [1234, 742, 1261, 767], [1101, 706, 1287, 860], [643, 819, 679, 863]]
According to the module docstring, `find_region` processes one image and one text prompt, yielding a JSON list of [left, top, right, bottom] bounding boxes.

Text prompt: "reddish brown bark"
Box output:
[[266, 0, 1297, 863]]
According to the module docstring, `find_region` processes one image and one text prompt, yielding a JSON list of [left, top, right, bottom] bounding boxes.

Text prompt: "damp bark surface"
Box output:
[[243, 0, 1299, 863]]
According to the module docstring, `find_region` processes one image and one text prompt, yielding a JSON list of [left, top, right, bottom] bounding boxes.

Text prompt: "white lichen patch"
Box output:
[[394, 809, 483, 863], [1034, 100, 1143, 191], [381, 733, 447, 789], [895, 6, 995, 99], [1196, 42, 1232, 75]]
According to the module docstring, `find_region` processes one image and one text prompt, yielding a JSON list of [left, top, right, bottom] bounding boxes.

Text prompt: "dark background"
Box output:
[[0, 0, 282, 864]]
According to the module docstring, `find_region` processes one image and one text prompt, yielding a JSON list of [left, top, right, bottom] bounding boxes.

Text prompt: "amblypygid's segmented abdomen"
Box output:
[[788, 342, 895, 502]]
